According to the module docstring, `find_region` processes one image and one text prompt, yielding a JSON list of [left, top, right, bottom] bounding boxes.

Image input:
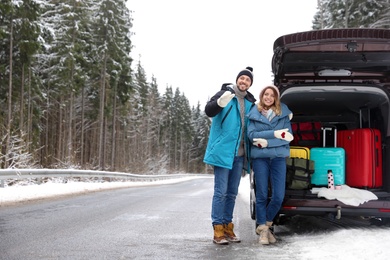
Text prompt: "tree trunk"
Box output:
[[67, 90, 74, 163], [20, 65, 25, 133], [98, 54, 107, 169], [27, 68, 32, 152], [5, 14, 14, 168], [80, 84, 85, 166], [57, 96, 63, 162], [111, 83, 117, 171]]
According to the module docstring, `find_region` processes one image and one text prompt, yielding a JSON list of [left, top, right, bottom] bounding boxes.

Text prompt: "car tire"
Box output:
[[250, 170, 255, 189], [250, 186, 256, 220]]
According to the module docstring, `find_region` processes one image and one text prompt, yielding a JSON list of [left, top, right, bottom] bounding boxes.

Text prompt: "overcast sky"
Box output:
[[126, 1, 318, 107]]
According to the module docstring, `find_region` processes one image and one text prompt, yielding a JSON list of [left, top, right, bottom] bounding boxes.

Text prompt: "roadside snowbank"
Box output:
[[0, 176, 206, 206]]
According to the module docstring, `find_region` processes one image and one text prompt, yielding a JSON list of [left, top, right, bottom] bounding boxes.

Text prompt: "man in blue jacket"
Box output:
[[204, 67, 256, 245]]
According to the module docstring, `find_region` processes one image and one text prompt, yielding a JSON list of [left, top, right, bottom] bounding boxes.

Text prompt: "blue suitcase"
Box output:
[[310, 126, 346, 186], [310, 147, 345, 186]]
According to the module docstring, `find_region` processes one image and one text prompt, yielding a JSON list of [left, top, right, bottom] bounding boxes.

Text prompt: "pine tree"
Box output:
[[314, 0, 390, 29], [145, 76, 166, 173], [0, 0, 40, 168], [161, 86, 174, 170], [371, 1, 390, 28], [89, 0, 133, 169], [189, 102, 210, 173]]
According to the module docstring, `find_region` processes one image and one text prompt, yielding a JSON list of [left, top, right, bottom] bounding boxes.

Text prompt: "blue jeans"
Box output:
[[211, 156, 244, 225], [252, 157, 286, 225]]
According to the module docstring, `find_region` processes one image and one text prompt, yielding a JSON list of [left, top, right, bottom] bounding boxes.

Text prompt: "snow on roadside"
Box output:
[[0, 176, 207, 206], [238, 174, 390, 260]]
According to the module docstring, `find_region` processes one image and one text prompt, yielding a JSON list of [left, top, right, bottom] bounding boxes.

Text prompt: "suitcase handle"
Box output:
[[322, 127, 337, 147]]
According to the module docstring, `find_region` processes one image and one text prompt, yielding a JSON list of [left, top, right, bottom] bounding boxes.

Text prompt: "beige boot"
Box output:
[[224, 223, 241, 243], [266, 221, 277, 243], [213, 224, 229, 245], [255, 224, 269, 245]]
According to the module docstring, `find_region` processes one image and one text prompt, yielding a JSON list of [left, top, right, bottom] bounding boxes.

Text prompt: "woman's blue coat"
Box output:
[[247, 103, 293, 159], [203, 84, 256, 172]]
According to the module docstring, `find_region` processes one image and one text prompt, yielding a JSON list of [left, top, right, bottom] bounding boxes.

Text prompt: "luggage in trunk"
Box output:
[[286, 157, 315, 190], [310, 127, 346, 186], [290, 146, 310, 159], [337, 128, 383, 188], [310, 148, 346, 186], [291, 122, 321, 147]]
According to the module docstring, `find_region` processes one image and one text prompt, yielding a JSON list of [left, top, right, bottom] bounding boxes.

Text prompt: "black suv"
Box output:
[[250, 28, 390, 224]]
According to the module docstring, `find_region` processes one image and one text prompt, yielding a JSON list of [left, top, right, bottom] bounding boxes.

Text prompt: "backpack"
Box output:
[[290, 122, 322, 147], [286, 157, 315, 190]]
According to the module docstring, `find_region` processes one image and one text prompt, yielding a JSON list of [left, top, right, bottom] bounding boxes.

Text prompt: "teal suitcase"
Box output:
[[310, 126, 346, 186], [310, 147, 345, 186]]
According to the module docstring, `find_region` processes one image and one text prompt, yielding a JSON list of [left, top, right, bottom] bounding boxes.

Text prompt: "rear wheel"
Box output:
[[250, 170, 256, 220], [250, 188, 256, 220]]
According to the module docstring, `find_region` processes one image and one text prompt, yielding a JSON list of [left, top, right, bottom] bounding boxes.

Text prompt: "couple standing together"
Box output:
[[203, 67, 294, 245]]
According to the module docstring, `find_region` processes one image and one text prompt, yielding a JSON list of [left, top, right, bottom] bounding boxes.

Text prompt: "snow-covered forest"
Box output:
[[0, 0, 389, 174], [313, 0, 390, 29], [0, 0, 211, 174]]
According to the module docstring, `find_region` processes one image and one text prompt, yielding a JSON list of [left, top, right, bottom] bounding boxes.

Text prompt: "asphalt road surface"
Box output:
[[0, 176, 376, 260]]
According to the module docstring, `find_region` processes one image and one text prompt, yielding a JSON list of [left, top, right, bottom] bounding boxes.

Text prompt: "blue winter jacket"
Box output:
[[203, 83, 256, 172], [247, 103, 293, 159]]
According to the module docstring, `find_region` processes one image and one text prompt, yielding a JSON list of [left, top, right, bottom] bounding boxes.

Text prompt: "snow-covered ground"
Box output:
[[0, 175, 204, 206], [238, 177, 390, 260], [1, 174, 390, 259]]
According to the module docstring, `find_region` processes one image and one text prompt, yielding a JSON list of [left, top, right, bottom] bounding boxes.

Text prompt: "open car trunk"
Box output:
[[278, 84, 390, 222], [267, 29, 390, 223]]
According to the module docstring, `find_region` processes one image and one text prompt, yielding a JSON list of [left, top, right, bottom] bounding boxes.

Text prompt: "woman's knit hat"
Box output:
[[236, 66, 254, 86], [260, 84, 280, 99]]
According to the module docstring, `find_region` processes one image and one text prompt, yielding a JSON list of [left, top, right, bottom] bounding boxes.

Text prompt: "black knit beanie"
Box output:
[[236, 66, 254, 86]]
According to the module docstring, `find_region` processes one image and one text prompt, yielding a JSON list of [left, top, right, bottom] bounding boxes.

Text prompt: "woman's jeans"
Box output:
[[211, 156, 244, 225], [252, 157, 286, 225]]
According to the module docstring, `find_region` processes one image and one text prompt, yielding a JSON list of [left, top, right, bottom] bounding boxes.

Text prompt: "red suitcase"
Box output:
[[337, 128, 383, 188]]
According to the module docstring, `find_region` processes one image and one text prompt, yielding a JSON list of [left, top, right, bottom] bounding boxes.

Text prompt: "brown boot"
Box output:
[[224, 223, 241, 243], [213, 224, 229, 245], [255, 224, 269, 245], [266, 221, 277, 243]]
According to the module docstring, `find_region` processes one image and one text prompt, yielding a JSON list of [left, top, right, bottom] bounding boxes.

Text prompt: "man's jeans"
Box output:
[[211, 156, 244, 225], [252, 157, 286, 225]]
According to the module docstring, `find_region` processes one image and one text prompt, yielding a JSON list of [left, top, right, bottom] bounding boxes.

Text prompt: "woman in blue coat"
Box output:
[[247, 85, 293, 245]]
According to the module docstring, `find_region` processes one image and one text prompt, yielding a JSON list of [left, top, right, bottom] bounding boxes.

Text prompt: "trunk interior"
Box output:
[[280, 83, 390, 193]]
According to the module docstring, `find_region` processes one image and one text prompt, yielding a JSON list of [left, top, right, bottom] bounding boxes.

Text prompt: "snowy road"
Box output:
[[1, 176, 390, 259]]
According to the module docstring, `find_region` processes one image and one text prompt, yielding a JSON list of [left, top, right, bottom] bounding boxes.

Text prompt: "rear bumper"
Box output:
[[280, 198, 390, 218]]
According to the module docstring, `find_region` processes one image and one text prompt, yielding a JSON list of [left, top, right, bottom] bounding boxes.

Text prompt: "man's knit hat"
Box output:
[[236, 66, 254, 86]]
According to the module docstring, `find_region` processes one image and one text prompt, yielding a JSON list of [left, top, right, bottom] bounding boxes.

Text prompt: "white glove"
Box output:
[[217, 91, 235, 107], [253, 138, 268, 148], [274, 128, 294, 141]]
